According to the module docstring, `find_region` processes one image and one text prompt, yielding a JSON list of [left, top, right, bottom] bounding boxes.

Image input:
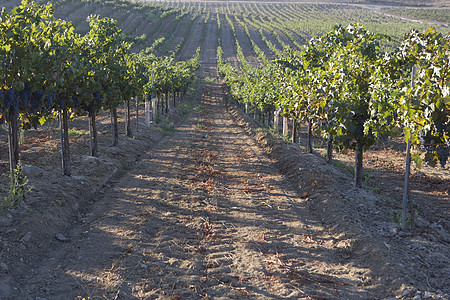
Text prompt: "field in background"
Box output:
[[3, 0, 448, 63]]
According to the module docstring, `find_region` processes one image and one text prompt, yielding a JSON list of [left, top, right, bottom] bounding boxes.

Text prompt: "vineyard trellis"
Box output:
[[0, 0, 199, 202], [218, 24, 449, 228]]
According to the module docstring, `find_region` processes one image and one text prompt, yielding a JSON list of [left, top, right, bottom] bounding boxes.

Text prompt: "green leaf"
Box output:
[[424, 152, 438, 168], [38, 116, 46, 126], [411, 153, 423, 169]]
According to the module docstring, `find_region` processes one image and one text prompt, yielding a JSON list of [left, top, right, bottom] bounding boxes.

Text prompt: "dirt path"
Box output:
[[357, 4, 450, 26], [2, 2, 448, 299], [5, 74, 379, 299]]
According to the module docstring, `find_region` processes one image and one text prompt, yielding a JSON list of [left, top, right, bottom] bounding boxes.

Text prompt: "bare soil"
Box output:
[[156, 15, 191, 56], [229, 104, 449, 300]]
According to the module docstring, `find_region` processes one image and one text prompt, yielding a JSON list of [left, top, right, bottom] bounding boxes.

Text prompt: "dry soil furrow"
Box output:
[[261, 28, 284, 52], [149, 16, 178, 52], [12, 106, 212, 299]]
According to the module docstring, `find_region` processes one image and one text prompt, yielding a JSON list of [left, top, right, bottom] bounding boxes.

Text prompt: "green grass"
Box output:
[[332, 160, 354, 175], [196, 122, 206, 129], [68, 129, 89, 136], [185, 80, 199, 100], [177, 102, 195, 117], [332, 159, 373, 183], [389, 209, 417, 227], [156, 121, 176, 135], [383, 8, 450, 23], [154, 112, 162, 124], [194, 104, 206, 113], [1, 159, 31, 213], [57, 198, 67, 207], [122, 163, 132, 171], [156, 198, 174, 207]]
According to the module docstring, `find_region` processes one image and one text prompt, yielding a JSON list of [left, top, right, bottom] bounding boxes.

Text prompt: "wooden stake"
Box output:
[[402, 66, 415, 231]]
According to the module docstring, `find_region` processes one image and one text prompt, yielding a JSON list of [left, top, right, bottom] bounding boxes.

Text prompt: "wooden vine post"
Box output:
[[7, 112, 19, 176], [88, 114, 98, 157], [125, 98, 133, 137], [151, 68, 156, 122], [145, 93, 150, 126], [402, 66, 415, 231], [135, 97, 139, 132], [292, 119, 299, 143], [59, 108, 71, 176], [283, 116, 288, 136], [307, 120, 313, 153], [146, 68, 153, 126]]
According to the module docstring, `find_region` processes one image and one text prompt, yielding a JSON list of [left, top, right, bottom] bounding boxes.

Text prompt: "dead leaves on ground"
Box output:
[[190, 144, 221, 195], [194, 149, 218, 164], [261, 251, 346, 299]]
